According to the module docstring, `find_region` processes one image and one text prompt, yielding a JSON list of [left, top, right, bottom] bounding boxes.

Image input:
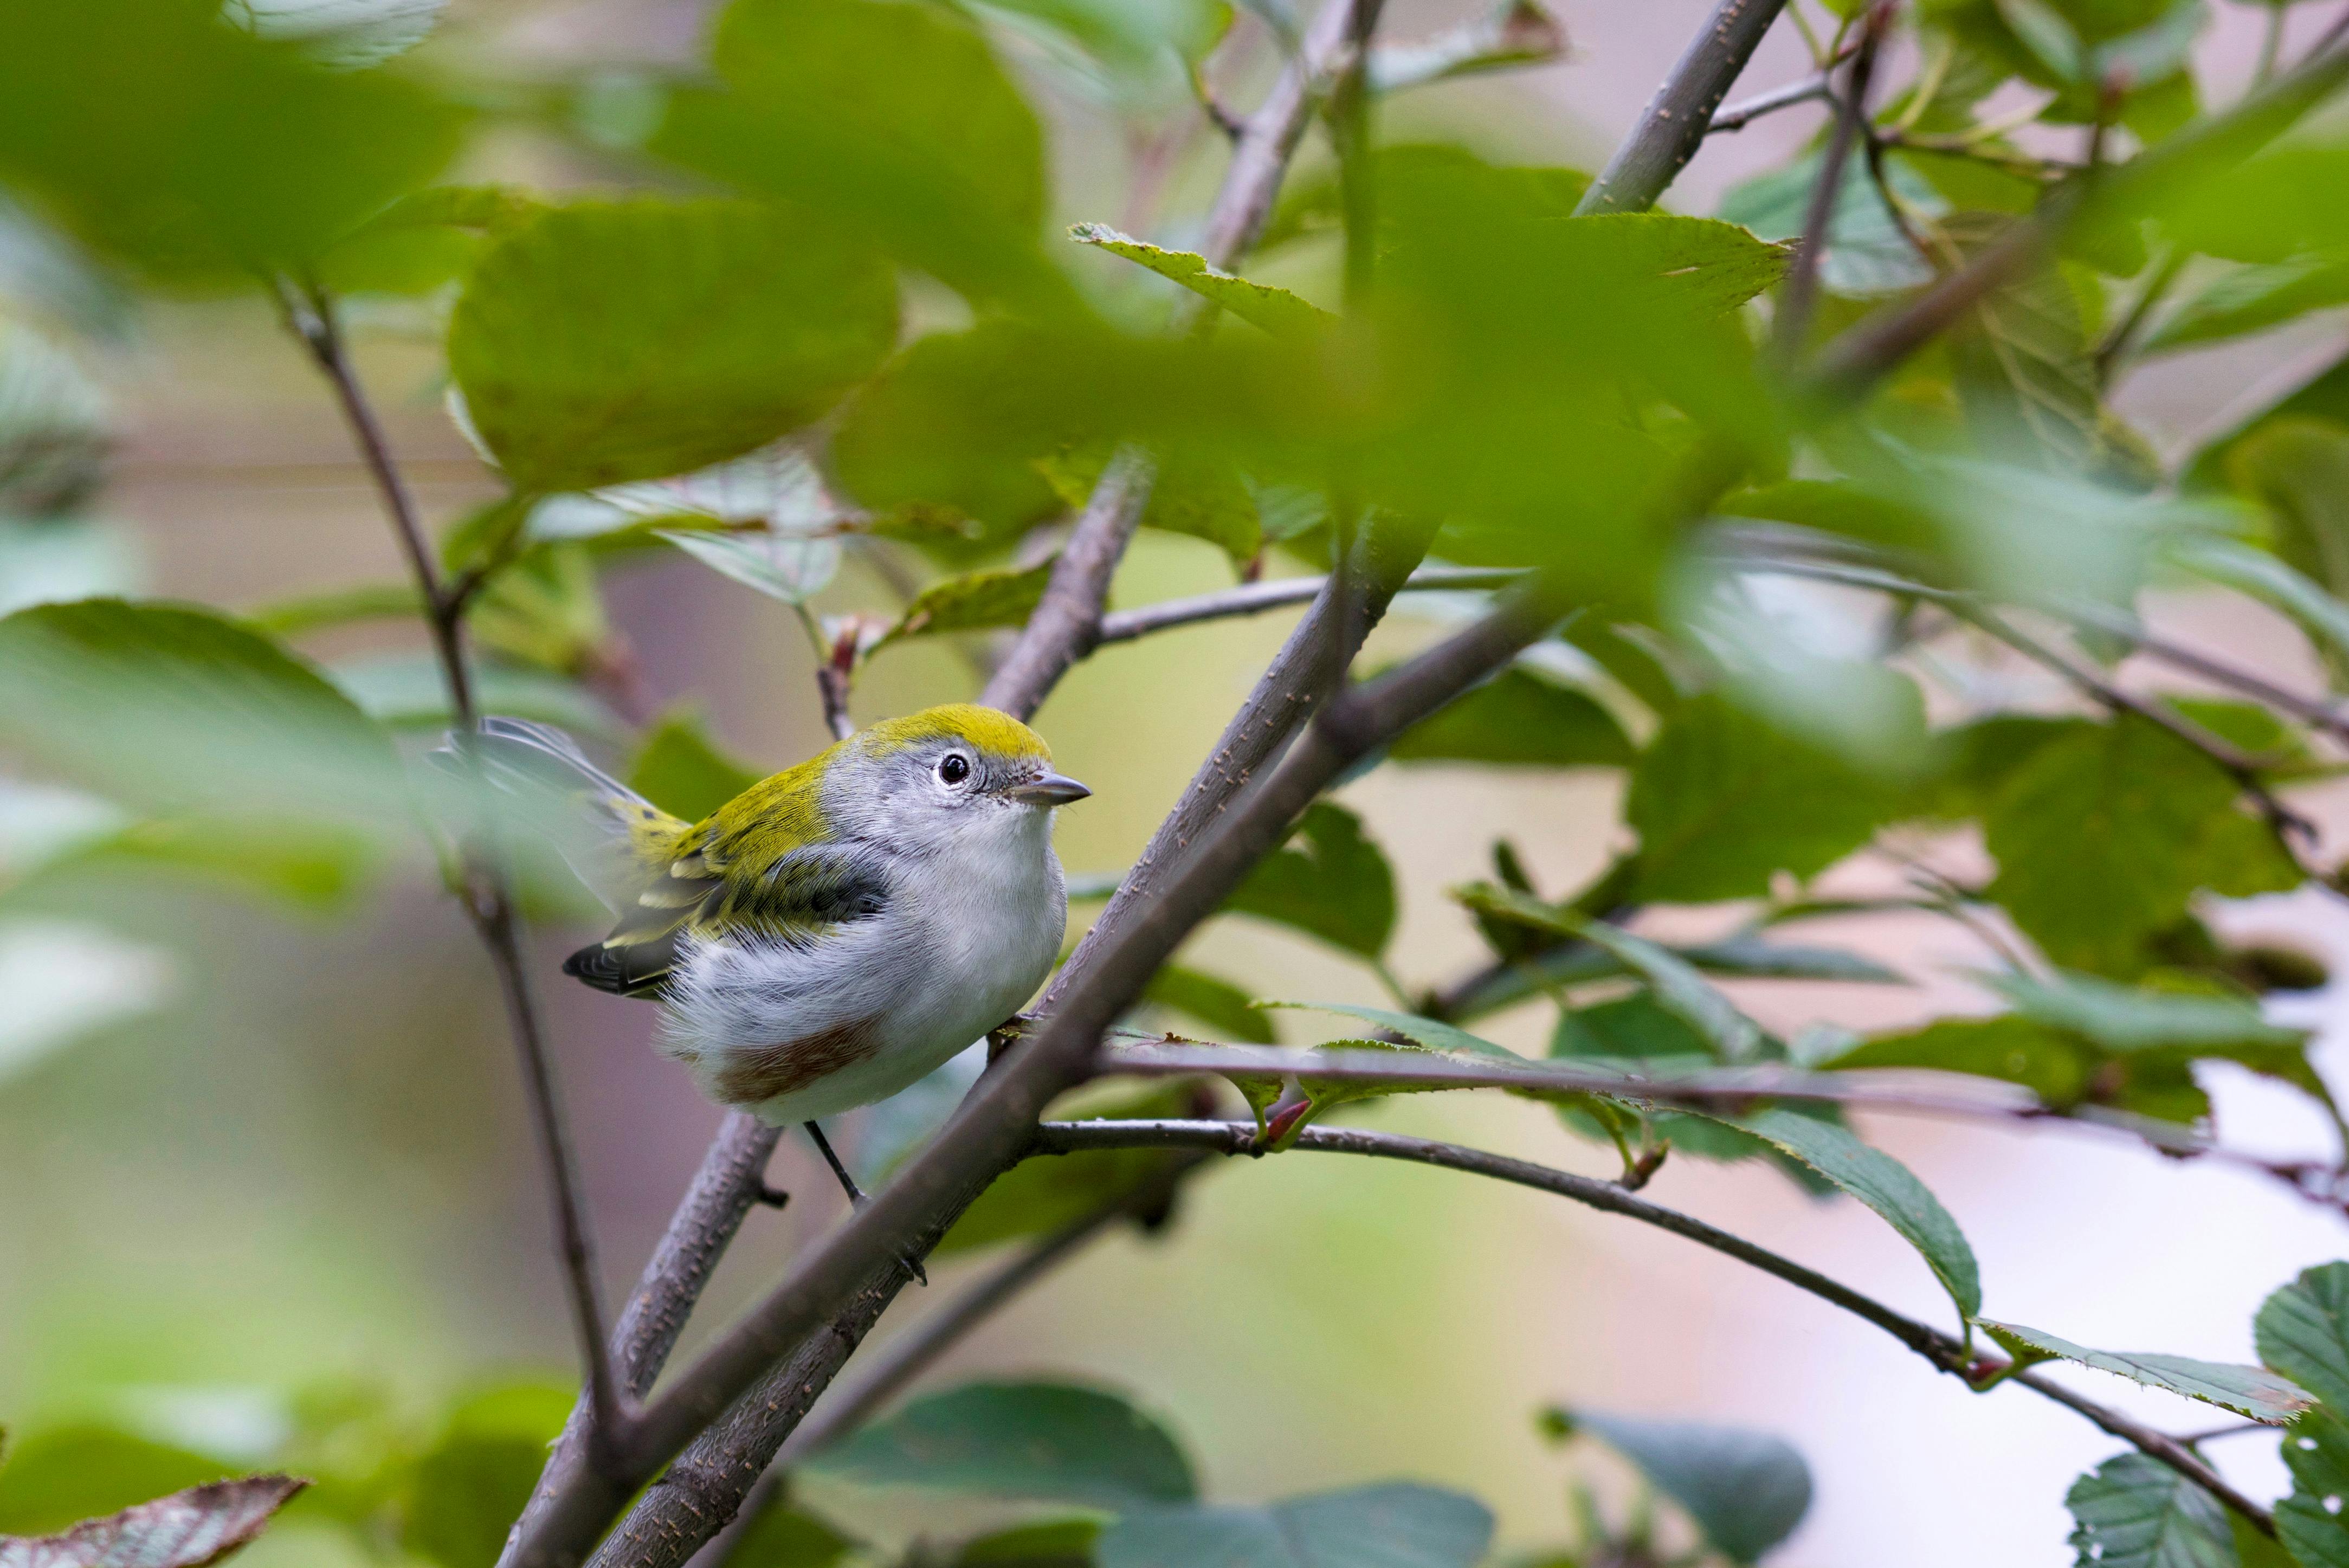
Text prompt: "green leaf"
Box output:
[[1097, 1483, 1493, 1568], [0, 0, 463, 280], [1221, 802, 1396, 959], [1036, 447, 1265, 566], [449, 199, 898, 493], [2216, 419, 2349, 625], [2064, 1453, 2238, 1568], [629, 709, 762, 822], [2147, 259, 2349, 354], [939, 1084, 1198, 1256], [803, 1382, 1196, 1508], [2258, 1264, 2349, 1416], [1697, 1106, 1983, 1322], [659, 527, 842, 606], [0, 598, 405, 829], [2169, 533, 2349, 680], [1982, 716, 2302, 977], [653, 0, 1060, 309], [402, 1384, 575, 1568], [1142, 965, 1277, 1044], [1543, 908, 1764, 1062], [1626, 695, 1897, 902], [724, 1498, 860, 1568], [0, 1473, 305, 1568], [0, 1428, 231, 1535], [1551, 992, 1708, 1060], [1979, 1321, 2313, 1422], [954, 1517, 1103, 1568], [1984, 969, 2306, 1054], [2277, 1410, 2349, 1568], [2158, 144, 2349, 263], [879, 557, 1058, 646], [1557, 1409, 1811, 1564], [1719, 150, 1940, 296], [1389, 667, 1635, 769], [1267, 1001, 1518, 1060], [1824, 1015, 2094, 1105], [225, 0, 448, 69], [1071, 224, 1336, 339]]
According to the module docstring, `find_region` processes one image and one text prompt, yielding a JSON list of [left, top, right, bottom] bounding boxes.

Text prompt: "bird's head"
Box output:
[[828, 703, 1089, 855]]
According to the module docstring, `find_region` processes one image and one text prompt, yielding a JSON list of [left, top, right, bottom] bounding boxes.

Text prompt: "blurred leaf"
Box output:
[[326, 653, 621, 737], [0, 0, 463, 280], [1697, 1106, 1983, 1321], [1625, 694, 1896, 902], [0, 1429, 231, 1535], [468, 543, 612, 674], [1474, 895, 1761, 1060], [1388, 667, 1634, 769], [1369, 0, 1567, 92], [804, 1382, 1196, 1507], [1038, 448, 1263, 566], [0, 320, 110, 518], [629, 709, 762, 822], [2158, 144, 2349, 264], [1221, 802, 1396, 958], [2064, 1454, 2237, 1568], [879, 557, 1056, 646], [449, 199, 898, 493], [724, 1496, 859, 1568], [224, 0, 447, 68], [1097, 1484, 1493, 1568], [1980, 1321, 2312, 1422], [938, 1083, 1197, 1255], [1982, 716, 2300, 977], [964, 0, 1222, 108], [2224, 418, 2349, 599], [0, 599, 405, 828], [400, 1384, 571, 1568], [1824, 1014, 2094, 1104], [2257, 1263, 2349, 1415], [0, 918, 178, 1085], [2147, 259, 2349, 354], [1071, 225, 1336, 339], [316, 182, 535, 298], [1984, 969, 2306, 1055], [1553, 1409, 1811, 1564], [1141, 965, 1277, 1043], [953, 1517, 1101, 1568], [0, 1474, 304, 1568], [2165, 534, 2349, 682], [244, 583, 421, 638], [2277, 1411, 2349, 1568], [660, 528, 843, 606], [653, 0, 1061, 309], [0, 520, 146, 620]]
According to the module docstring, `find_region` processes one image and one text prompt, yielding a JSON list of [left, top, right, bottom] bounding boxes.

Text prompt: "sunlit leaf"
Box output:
[[449, 199, 898, 492], [1071, 224, 1337, 339], [803, 1382, 1196, 1508], [1981, 1320, 2311, 1422], [878, 558, 1057, 646]]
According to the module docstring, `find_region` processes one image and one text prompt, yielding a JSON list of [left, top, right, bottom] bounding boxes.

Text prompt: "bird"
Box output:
[[445, 704, 1090, 1257]]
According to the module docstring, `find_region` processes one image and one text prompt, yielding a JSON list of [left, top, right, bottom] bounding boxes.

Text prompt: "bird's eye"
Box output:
[[938, 753, 971, 786]]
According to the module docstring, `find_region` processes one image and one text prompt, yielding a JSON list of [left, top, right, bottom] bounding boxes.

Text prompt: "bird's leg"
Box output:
[[803, 1120, 927, 1287]]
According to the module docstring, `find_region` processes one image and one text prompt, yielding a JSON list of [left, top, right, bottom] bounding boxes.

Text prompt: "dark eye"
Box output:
[[938, 753, 971, 786]]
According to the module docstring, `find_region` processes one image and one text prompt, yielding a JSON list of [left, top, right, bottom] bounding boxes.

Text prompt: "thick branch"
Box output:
[[280, 281, 623, 1474], [1035, 1119, 2276, 1534], [1573, 0, 1793, 215], [506, 1115, 782, 1565]]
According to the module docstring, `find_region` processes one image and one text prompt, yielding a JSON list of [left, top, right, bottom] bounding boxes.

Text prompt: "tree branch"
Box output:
[[1091, 566, 1525, 646], [978, 448, 1152, 719], [1034, 1119, 2277, 1535], [1770, 4, 1888, 365], [1574, 0, 1793, 215], [278, 279, 625, 1475]]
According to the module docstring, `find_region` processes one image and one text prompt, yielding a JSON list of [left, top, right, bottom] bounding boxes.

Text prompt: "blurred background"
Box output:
[[3, 0, 2348, 1563]]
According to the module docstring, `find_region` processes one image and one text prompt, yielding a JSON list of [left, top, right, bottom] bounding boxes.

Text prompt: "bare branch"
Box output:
[[1092, 565, 1525, 646], [1034, 1118, 2277, 1535], [1574, 0, 1795, 215], [1770, 4, 1889, 364], [279, 280, 625, 1476], [1707, 70, 1832, 134]]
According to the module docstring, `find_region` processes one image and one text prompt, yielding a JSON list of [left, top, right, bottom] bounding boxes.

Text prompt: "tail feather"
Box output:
[[435, 717, 688, 912]]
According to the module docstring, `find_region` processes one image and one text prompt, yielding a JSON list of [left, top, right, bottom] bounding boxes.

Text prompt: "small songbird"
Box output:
[[453, 704, 1089, 1220]]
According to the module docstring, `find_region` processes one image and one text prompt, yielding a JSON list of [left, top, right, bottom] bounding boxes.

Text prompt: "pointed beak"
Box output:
[[1006, 771, 1092, 807]]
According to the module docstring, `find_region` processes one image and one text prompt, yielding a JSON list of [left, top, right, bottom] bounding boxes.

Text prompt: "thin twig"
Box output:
[[278, 279, 627, 1476], [1092, 566, 1526, 646], [1576, 0, 1796, 214], [1708, 70, 1834, 134], [1034, 1119, 2277, 1534], [1771, 4, 1889, 365], [2092, 247, 2186, 384]]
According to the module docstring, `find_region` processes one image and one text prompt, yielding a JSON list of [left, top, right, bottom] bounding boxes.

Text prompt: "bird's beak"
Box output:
[[1006, 771, 1092, 806]]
